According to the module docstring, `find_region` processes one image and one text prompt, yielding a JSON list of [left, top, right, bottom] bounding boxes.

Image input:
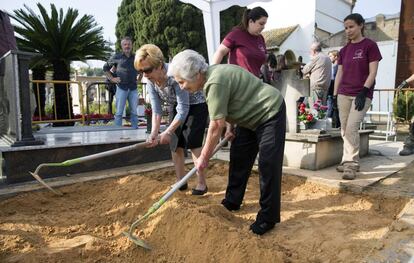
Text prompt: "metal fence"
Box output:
[[371, 88, 414, 123], [31, 80, 85, 124]]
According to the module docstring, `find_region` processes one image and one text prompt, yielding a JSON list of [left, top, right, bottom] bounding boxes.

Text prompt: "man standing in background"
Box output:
[[103, 37, 140, 128], [302, 42, 332, 107]]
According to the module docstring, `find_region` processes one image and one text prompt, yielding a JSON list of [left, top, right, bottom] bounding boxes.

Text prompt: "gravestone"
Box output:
[[274, 69, 372, 170], [274, 69, 310, 133], [0, 50, 43, 147]]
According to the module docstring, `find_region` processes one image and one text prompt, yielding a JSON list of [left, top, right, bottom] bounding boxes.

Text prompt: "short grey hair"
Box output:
[[168, 50, 208, 81], [121, 36, 132, 44], [311, 42, 322, 52]]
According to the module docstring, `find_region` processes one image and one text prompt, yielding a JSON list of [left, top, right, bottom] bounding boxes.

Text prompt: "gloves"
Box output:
[[397, 80, 409, 90], [354, 87, 369, 111]]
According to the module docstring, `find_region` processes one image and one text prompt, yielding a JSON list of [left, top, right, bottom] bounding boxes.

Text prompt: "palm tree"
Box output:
[[12, 3, 112, 125]]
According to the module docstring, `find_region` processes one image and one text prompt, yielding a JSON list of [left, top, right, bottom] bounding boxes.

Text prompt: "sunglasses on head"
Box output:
[[139, 66, 154, 74]]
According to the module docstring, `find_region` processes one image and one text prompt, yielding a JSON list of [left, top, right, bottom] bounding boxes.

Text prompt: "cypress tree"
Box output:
[[115, 0, 245, 61]]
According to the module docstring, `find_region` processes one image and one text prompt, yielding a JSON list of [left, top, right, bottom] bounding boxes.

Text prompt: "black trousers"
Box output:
[[226, 101, 286, 224]]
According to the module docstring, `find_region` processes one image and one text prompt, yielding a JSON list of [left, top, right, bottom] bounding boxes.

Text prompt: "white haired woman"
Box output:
[[168, 50, 286, 236]]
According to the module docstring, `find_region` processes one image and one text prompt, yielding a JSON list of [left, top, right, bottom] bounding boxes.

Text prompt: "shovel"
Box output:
[[29, 141, 152, 196], [123, 137, 229, 250]]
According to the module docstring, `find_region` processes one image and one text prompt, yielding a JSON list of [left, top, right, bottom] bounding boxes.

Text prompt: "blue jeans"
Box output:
[[115, 87, 138, 128]]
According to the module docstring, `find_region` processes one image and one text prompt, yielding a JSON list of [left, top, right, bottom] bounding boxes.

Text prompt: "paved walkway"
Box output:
[[214, 140, 414, 193]]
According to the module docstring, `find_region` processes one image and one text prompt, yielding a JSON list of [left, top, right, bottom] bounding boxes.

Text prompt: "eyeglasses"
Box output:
[[139, 66, 154, 74]]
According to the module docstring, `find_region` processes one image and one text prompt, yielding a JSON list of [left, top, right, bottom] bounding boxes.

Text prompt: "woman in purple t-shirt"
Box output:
[[212, 6, 268, 76], [333, 13, 382, 180]]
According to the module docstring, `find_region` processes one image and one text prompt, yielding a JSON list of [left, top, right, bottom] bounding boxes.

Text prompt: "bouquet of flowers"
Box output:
[[298, 102, 315, 125], [312, 100, 328, 120]]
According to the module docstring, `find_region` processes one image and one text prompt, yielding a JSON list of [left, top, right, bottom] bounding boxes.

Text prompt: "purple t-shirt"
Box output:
[[338, 38, 382, 99], [222, 27, 266, 77]]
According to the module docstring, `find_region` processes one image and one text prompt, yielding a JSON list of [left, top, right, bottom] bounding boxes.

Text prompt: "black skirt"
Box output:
[[168, 102, 208, 151]]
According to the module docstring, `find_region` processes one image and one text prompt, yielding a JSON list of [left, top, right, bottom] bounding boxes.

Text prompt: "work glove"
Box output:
[[397, 80, 409, 90], [354, 87, 369, 111]]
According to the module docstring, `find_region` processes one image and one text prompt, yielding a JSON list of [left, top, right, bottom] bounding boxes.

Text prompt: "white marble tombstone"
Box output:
[[275, 69, 310, 133]]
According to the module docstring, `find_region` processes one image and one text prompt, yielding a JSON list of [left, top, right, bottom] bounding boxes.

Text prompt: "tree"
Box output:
[[78, 67, 105, 76], [12, 3, 112, 125], [115, 0, 245, 60], [115, 0, 136, 51]]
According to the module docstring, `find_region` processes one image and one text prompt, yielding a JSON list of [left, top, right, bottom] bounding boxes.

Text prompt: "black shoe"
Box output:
[[250, 220, 275, 235], [399, 147, 414, 156], [191, 186, 208, 196], [179, 183, 188, 191], [221, 199, 240, 211]]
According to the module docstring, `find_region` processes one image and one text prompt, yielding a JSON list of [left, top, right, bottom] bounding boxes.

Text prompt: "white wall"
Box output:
[[279, 25, 314, 62], [316, 0, 351, 34], [249, 0, 316, 63], [372, 40, 398, 112], [249, 0, 316, 29]]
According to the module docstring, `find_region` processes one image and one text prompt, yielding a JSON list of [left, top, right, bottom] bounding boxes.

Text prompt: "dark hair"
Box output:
[[344, 13, 365, 36], [238, 7, 268, 31], [267, 53, 277, 68]]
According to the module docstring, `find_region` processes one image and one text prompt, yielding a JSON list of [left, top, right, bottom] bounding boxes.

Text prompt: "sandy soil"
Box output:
[[0, 161, 409, 263]]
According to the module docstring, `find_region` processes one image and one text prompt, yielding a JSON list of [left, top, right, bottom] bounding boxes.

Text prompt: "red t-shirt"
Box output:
[[338, 38, 382, 99], [222, 27, 267, 77]]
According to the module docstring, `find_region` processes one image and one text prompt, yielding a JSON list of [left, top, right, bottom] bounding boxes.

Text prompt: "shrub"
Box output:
[[393, 91, 414, 122]]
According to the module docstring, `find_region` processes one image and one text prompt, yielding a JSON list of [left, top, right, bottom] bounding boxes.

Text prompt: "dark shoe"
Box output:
[[221, 199, 240, 211], [179, 183, 188, 191], [250, 220, 275, 235], [399, 146, 414, 156], [342, 167, 356, 180], [191, 186, 208, 196], [336, 163, 360, 172]]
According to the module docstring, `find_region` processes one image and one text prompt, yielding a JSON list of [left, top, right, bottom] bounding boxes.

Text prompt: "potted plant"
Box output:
[[311, 100, 330, 130], [298, 102, 315, 130]]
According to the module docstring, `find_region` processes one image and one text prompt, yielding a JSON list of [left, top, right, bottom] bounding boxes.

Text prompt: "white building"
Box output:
[[249, 0, 355, 63]]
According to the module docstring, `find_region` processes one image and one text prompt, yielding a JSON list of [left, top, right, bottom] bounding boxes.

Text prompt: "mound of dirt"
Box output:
[[0, 161, 408, 262]]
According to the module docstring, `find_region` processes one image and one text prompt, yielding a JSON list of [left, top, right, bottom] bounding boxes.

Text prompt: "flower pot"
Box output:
[[311, 119, 328, 130], [299, 122, 312, 130]]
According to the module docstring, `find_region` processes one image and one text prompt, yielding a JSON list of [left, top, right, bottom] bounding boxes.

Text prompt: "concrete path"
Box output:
[[214, 140, 414, 193]]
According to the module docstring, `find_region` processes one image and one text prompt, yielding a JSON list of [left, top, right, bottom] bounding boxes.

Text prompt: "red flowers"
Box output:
[[144, 103, 152, 117], [312, 100, 328, 119], [298, 100, 329, 129], [298, 102, 315, 124]]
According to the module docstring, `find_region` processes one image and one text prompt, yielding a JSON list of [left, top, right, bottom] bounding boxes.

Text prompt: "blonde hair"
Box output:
[[134, 44, 164, 70], [328, 50, 339, 58]]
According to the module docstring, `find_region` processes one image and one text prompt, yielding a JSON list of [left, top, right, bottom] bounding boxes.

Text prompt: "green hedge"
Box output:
[[393, 91, 414, 122]]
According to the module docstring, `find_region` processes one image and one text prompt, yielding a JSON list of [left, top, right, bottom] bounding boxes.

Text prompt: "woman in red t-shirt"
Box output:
[[212, 6, 268, 77], [333, 13, 382, 180]]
